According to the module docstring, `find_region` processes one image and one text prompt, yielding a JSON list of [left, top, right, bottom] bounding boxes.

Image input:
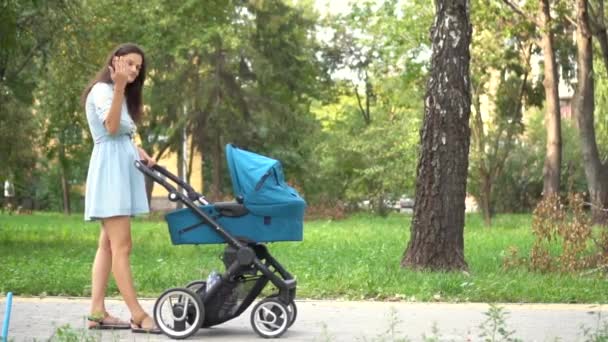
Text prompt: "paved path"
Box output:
[[1, 297, 607, 341]]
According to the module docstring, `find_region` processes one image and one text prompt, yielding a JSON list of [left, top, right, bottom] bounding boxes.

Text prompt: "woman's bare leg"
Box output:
[[90, 223, 112, 317], [102, 216, 147, 320]]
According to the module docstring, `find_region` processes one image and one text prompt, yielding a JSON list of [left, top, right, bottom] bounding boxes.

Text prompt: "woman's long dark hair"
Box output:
[[81, 43, 146, 122]]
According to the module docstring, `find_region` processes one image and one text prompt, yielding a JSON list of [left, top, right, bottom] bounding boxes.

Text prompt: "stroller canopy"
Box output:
[[225, 144, 306, 218]]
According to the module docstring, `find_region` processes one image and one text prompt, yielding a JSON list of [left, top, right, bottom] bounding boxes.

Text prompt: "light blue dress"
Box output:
[[84, 82, 149, 221]]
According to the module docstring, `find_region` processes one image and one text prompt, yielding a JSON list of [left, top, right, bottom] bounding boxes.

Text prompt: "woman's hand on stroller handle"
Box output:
[[134, 160, 178, 195]]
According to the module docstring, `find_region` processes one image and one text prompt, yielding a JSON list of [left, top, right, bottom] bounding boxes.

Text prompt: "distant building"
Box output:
[[149, 135, 204, 212]]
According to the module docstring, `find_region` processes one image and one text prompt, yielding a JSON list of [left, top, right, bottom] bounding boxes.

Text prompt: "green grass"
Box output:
[[1, 211, 607, 303]]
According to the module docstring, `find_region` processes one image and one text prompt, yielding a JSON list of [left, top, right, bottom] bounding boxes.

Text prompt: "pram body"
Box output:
[[135, 144, 305, 339]]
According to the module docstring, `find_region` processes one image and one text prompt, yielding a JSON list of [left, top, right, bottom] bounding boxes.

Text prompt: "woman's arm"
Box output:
[[104, 57, 128, 135], [137, 146, 156, 167]]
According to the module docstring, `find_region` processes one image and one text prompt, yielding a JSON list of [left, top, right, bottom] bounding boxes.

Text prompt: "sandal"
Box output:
[[87, 311, 130, 330], [130, 313, 162, 334]]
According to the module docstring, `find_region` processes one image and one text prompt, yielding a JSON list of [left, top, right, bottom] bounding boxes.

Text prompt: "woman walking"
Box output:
[[82, 43, 159, 334]]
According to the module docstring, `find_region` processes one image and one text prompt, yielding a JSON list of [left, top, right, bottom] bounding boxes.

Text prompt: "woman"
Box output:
[[82, 43, 159, 334]]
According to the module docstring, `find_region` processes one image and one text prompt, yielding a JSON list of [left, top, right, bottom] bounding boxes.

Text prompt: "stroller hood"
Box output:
[[225, 144, 306, 218]]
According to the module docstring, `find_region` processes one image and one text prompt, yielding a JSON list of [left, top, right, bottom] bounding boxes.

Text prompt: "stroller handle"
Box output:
[[134, 160, 208, 204], [134, 160, 246, 249]]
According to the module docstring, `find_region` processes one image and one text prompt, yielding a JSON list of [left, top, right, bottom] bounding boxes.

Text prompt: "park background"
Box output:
[[3, 0, 585, 219], [2, 0, 608, 305]]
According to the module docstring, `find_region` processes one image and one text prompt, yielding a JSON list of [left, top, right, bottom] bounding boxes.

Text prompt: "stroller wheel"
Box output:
[[185, 280, 207, 327], [286, 300, 297, 328], [185, 280, 207, 296], [250, 298, 289, 338], [268, 295, 297, 328], [154, 287, 204, 339]]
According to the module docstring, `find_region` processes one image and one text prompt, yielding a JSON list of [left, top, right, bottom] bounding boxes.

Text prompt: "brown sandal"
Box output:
[[87, 311, 130, 330], [130, 313, 162, 334]]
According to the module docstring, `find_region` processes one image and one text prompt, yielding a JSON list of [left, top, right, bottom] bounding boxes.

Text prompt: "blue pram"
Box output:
[[135, 144, 305, 339]]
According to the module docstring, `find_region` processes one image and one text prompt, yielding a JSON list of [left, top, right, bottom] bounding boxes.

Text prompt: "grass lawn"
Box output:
[[0, 211, 606, 303]]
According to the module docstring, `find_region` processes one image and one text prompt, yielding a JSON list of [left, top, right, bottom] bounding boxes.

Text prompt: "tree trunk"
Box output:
[[60, 167, 70, 215], [539, 0, 562, 196], [210, 134, 222, 201], [401, 0, 471, 271], [58, 138, 71, 215], [573, 0, 608, 224], [480, 173, 492, 226], [200, 150, 206, 196], [177, 127, 185, 209]]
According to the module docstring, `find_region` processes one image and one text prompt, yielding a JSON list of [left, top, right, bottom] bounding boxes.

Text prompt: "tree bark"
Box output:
[[60, 167, 70, 215], [480, 173, 492, 226], [210, 134, 222, 201], [58, 137, 71, 215], [573, 0, 608, 224], [177, 125, 185, 210], [539, 0, 562, 196], [401, 0, 471, 271]]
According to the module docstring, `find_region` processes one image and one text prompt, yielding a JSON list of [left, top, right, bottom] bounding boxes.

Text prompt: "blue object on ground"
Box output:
[[1, 292, 12, 342]]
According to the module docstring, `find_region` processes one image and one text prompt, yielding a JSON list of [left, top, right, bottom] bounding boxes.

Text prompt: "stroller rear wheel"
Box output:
[[154, 287, 204, 339], [185, 280, 207, 297], [185, 280, 207, 327], [250, 298, 289, 338]]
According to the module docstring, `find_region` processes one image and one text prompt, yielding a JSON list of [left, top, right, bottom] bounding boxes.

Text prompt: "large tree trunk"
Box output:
[[539, 0, 562, 196], [573, 0, 608, 224], [401, 0, 471, 271]]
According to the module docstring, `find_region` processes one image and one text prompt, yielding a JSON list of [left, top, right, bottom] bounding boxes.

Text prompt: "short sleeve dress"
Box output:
[[84, 82, 149, 221]]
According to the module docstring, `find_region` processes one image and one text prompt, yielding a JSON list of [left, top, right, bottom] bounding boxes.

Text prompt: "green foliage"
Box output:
[[0, 1, 69, 186], [308, 0, 431, 210], [486, 107, 587, 214], [2, 212, 608, 303], [478, 304, 522, 342], [468, 0, 535, 223], [1, 0, 330, 207], [35, 5, 93, 212], [0, 0, 598, 218], [49, 324, 101, 342], [0, 98, 39, 193]]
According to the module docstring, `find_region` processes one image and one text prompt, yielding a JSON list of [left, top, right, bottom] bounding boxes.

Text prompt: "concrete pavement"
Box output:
[[1, 297, 607, 341]]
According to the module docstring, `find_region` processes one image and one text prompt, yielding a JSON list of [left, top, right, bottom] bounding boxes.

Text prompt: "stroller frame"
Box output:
[[135, 160, 298, 339]]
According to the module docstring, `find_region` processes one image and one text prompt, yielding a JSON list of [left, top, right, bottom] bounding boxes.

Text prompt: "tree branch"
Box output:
[[352, 80, 370, 125], [501, 0, 536, 24]]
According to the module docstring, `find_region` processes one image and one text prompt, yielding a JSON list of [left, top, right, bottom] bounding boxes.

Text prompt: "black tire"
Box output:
[[268, 295, 297, 328], [185, 280, 206, 291], [286, 300, 297, 328], [185, 280, 207, 327], [250, 298, 289, 338], [185, 280, 207, 298], [154, 287, 204, 339]]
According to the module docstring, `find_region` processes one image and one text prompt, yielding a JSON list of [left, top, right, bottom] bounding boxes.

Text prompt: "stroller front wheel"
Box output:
[[268, 295, 297, 328], [154, 287, 204, 339], [250, 298, 290, 338]]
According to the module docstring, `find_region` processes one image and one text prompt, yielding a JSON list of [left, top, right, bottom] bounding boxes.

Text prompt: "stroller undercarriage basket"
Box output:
[[135, 144, 304, 340]]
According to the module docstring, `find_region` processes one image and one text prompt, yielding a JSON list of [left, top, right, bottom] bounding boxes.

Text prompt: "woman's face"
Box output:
[[117, 53, 143, 83]]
